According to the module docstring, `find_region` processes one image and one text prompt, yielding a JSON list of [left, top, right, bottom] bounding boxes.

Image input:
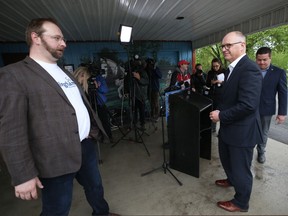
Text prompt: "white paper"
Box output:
[[217, 73, 224, 81]]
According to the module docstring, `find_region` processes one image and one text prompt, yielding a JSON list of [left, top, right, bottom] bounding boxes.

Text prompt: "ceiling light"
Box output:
[[119, 25, 133, 43]]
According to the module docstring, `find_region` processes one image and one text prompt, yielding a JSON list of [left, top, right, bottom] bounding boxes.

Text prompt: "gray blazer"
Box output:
[[0, 57, 105, 186]]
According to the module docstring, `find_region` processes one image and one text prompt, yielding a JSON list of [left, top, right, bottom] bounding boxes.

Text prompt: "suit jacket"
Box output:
[[218, 55, 263, 147], [0, 57, 105, 186], [259, 64, 287, 116]]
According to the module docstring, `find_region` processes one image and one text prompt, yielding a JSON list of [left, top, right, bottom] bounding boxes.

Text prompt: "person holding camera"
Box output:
[[191, 67, 207, 95], [130, 59, 149, 131], [195, 63, 207, 80], [93, 71, 114, 143], [73, 66, 113, 143], [146, 58, 162, 121]]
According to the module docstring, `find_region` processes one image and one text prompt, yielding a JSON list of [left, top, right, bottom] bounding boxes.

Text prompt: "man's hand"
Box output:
[[276, 115, 286, 124], [93, 80, 100, 88], [15, 177, 44, 200], [132, 72, 140, 80], [210, 110, 220, 123]]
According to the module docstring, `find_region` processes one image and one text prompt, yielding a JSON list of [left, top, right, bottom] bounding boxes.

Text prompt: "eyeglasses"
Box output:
[[42, 34, 67, 43], [221, 41, 242, 50]]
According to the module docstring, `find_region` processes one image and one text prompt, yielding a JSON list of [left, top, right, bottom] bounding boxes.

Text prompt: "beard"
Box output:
[[41, 38, 65, 60]]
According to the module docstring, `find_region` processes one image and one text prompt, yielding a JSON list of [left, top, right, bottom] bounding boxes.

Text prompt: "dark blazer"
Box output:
[[0, 57, 105, 186], [259, 64, 287, 116], [218, 55, 263, 147]]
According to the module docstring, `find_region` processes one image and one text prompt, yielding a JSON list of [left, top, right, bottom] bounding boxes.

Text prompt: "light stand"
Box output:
[[141, 91, 182, 185], [111, 25, 150, 156]]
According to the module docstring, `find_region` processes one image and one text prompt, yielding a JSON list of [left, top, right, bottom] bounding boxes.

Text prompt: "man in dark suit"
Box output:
[[210, 31, 263, 212], [255, 47, 287, 163], [0, 18, 118, 216]]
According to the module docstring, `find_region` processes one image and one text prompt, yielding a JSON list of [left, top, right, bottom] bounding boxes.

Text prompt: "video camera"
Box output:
[[129, 54, 144, 72], [195, 69, 203, 75], [84, 64, 105, 90]]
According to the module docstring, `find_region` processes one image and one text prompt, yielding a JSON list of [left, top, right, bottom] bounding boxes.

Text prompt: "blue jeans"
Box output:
[[40, 138, 109, 216]]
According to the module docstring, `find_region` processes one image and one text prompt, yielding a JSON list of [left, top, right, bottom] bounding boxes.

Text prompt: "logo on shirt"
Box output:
[[58, 77, 76, 88]]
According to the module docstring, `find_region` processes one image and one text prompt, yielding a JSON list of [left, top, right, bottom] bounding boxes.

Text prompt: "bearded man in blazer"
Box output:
[[0, 18, 117, 216], [255, 47, 287, 164], [210, 31, 263, 212]]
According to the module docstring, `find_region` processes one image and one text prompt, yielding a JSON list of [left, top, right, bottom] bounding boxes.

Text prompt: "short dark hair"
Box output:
[[25, 18, 60, 47], [256, 47, 272, 57], [195, 63, 202, 69], [146, 58, 155, 65]]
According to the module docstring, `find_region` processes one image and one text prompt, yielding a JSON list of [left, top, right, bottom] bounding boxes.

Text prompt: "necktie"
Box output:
[[224, 68, 230, 81], [226, 65, 233, 81]]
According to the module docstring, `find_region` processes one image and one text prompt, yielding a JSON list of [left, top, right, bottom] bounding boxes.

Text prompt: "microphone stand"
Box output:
[[141, 90, 182, 185]]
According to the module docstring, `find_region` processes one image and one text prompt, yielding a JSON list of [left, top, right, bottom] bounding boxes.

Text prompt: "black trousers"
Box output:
[[97, 105, 112, 138], [133, 98, 145, 126]]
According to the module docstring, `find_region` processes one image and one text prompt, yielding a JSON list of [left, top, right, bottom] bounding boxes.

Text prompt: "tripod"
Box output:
[[111, 60, 150, 157], [88, 84, 126, 164], [93, 89, 126, 139], [141, 93, 182, 185]]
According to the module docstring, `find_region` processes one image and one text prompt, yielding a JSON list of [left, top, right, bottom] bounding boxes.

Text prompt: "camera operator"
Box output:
[[191, 68, 208, 95], [146, 58, 162, 122], [129, 57, 149, 131], [73, 65, 113, 143]]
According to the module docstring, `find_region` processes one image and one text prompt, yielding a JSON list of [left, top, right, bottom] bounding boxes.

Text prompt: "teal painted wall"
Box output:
[[0, 41, 192, 120]]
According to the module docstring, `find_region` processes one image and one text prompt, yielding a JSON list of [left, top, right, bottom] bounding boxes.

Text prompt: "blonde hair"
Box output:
[[73, 66, 91, 93]]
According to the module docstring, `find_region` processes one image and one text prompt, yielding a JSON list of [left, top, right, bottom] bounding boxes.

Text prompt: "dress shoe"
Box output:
[[215, 179, 232, 187], [257, 153, 266, 164], [217, 200, 248, 212]]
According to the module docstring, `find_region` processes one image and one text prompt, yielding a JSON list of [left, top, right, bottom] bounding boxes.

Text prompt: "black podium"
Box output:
[[168, 90, 212, 178]]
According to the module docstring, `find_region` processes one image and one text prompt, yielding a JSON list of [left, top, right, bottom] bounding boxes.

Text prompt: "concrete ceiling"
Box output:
[[1, 0, 288, 48]]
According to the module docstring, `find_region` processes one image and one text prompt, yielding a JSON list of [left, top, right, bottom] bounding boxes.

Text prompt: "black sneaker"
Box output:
[[257, 153, 266, 164]]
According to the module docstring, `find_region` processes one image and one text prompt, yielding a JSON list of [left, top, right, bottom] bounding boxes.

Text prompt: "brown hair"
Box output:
[[25, 18, 59, 47], [210, 58, 223, 71]]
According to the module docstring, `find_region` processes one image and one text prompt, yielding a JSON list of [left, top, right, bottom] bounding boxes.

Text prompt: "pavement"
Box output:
[[1, 120, 288, 215]]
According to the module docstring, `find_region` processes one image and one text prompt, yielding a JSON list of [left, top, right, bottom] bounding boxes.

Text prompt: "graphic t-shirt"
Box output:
[[36, 60, 90, 141]]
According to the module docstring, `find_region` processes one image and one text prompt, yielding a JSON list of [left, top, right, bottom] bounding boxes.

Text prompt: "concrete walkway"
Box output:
[[0, 121, 288, 215]]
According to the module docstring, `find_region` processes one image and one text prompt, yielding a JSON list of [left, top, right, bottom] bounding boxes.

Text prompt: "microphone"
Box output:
[[184, 81, 190, 88]]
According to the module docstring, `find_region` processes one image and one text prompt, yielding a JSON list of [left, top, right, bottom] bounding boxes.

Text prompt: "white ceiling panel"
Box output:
[[0, 0, 287, 48]]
